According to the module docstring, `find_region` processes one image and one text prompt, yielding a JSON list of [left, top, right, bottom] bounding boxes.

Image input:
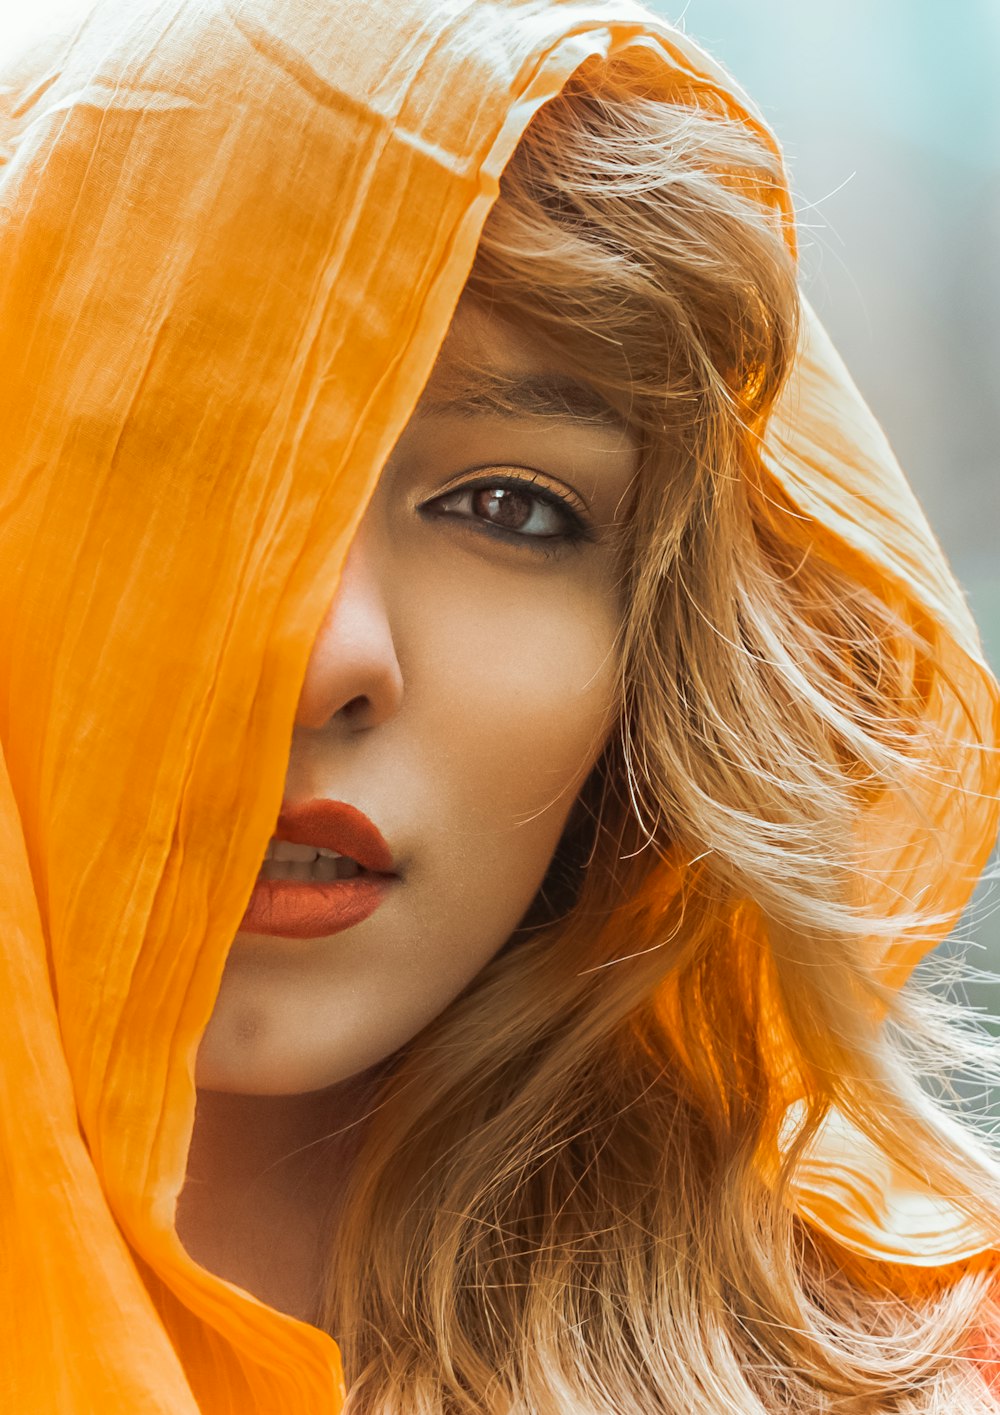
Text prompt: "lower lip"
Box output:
[[238, 874, 393, 939]]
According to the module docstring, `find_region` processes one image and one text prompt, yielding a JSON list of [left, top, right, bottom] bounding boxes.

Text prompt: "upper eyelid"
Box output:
[[417, 474, 596, 551], [428, 465, 591, 518], [425, 477, 587, 534]]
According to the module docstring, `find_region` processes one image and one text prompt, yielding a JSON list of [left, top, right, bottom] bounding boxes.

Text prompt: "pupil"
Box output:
[[473, 486, 531, 530]]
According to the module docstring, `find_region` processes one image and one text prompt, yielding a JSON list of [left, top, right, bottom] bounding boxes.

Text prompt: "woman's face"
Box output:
[[196, 299, 640, 1094]]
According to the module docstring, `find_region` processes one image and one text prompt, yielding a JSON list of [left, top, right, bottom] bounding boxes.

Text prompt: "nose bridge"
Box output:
[[294, 512, 403, 732]]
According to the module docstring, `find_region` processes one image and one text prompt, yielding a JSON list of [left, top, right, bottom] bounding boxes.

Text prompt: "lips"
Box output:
[[272, 799, 395, 874], [238, 798, 397, 939], [239, 874, 392, 939]]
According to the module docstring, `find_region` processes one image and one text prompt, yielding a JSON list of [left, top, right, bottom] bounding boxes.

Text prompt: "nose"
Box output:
[[294, 516, 404, 732]]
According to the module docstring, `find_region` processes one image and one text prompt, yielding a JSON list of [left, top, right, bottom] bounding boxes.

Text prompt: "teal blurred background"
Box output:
[[654, 0, 999, 667], [653, 0, 1000, 1019]]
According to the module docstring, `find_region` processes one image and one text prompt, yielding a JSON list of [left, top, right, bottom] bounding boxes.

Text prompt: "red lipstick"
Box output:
[[238, 799, 397, 939]]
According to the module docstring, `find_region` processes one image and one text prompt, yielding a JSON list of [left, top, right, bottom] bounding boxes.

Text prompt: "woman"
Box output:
[[1, 0, 998, 1410]]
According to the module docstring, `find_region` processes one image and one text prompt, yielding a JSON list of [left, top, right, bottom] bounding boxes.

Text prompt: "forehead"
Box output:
[[416, 299, 626, 431]]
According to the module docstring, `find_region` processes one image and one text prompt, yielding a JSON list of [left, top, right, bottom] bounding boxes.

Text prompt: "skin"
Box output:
[[177, 298, 640, 1322]]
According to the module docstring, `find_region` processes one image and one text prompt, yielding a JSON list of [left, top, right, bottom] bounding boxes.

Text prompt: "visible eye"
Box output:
[[421, 471, 594, 553]]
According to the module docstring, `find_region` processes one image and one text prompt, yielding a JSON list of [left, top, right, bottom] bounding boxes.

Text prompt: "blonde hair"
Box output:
[[319, 56, 1000, 1412]]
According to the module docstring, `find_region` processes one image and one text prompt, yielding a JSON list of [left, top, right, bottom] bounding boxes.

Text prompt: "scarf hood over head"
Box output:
[[0, 0, 997, 1408]]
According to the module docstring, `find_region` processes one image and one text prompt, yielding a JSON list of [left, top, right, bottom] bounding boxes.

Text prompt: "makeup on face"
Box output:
[[200, 301, 640, 1095], [240, 799, 398, 939]]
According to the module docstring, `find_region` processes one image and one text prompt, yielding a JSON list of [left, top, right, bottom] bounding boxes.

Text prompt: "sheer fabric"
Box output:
[[0, 0, 996, 1407]]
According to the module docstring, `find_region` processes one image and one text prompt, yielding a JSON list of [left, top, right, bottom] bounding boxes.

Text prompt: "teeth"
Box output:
[[258, 855, 362, 882], [267, 839, 347, 863], [313, 854, 347, 882], [272, 839, 319, 863]]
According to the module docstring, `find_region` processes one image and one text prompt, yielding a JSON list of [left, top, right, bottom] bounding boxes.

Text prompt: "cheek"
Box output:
[[403, 553, 620, 875], [200, 551, 622, 1096]]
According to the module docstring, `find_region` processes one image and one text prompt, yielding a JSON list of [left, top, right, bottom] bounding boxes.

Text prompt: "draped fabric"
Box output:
[[0, 0, 996, 1407]]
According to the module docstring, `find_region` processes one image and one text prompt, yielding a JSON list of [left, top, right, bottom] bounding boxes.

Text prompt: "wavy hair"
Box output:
[[317, 54, 1000, 1413]]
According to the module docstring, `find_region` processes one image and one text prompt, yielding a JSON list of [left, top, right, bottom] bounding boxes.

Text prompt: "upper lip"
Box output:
[[273, 799, 396, 875]]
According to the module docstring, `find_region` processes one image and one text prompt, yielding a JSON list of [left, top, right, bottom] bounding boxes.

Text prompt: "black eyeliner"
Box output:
[[421, 472, 598, 554]]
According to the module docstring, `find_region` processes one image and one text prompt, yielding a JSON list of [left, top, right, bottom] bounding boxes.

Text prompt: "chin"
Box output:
[[194, 1002, 401, 1096]]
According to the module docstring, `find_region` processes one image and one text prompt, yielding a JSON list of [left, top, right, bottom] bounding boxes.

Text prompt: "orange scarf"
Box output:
[[1, 1, 996, 1407]]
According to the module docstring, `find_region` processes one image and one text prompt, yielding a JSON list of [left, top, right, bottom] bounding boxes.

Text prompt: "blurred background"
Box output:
[[655, 0, 1000, 1034]]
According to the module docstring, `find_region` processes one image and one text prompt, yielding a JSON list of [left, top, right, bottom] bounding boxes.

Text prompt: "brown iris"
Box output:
[[472, 486, 533, 530]]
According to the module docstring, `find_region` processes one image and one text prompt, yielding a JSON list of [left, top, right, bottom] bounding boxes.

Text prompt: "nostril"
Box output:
[[338, 694, 371, 722]]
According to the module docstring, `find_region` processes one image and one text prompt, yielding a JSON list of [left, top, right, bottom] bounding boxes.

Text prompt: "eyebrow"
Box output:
[[421, 371, 626, 428]]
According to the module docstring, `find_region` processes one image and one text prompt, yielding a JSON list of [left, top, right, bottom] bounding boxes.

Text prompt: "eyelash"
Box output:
[[421, 472, 595, 557]]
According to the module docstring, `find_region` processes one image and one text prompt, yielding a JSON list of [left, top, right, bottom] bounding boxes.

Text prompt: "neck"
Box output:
[[176, 1078, 378, 1325]]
